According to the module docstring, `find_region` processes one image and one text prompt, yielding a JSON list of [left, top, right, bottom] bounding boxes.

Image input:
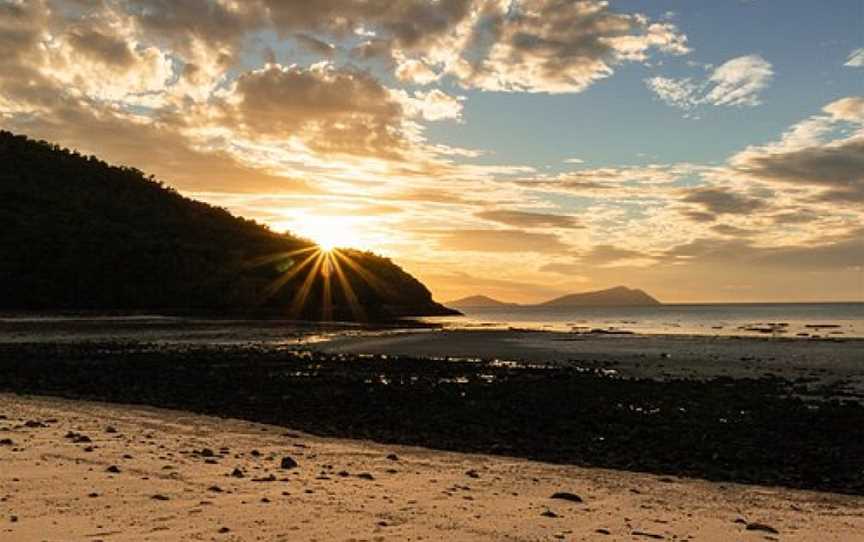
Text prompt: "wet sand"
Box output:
[[2, 393, 863, 541], [317, 329, 864, 392]]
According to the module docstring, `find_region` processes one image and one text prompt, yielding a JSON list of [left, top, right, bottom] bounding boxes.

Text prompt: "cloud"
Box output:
[[434, 229, 571, 253], [845, 48, 864, 67], [682, 187, 767, 215], [475, 209, 582, 229], [734, 137, 864, 203], [450, 0, 689, 93], [394, 89, 464, 122], [729, 97, 864, 204], [661, 232, 864, 272], [220, 63, 406, 157], [704, 55, 773, 106], [66, 28, 137, 67], [541, 244, 657, 273], [823, 96, 864, 124], [394, 55, 441, 84], [646, 54, 773, 110]]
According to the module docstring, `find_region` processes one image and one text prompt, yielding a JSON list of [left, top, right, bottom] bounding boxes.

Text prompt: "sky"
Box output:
[[1, 0, 862, 303]]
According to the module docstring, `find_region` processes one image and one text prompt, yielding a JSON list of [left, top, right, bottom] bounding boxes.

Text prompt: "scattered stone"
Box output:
[[260, 497, 270, 503], [105, 426, 118, 433], [231, 468, 245, 478], [540, 510, 559, 518], [746, 522, 779, 534], [465, 469, 480, 479], [550, 492, 583, 503], [386, 453, 399, 461], [24, 420, 45, 428], [0, 438, 13, 446], [596, 528, 611, 535], [378, 521, 388, 527], [10, 515, 18, 523], [199, 448, 215, 458], [88, 492, 99, 498], [280, 456, 298, 470], [218, 527, 231, 533], [357, 473, 375, 481], [250, 450, 261, 457], [337, 471, 350, 477], [122, 454, 133, 460], [83, 446, 95, 452], [632, 531, 664, 540], [208, 486, 224, 493], [106, 465, 121, 474], [205, 459, 219, 465], [252, 474, 277, 482], [152, 494, 170, 501]]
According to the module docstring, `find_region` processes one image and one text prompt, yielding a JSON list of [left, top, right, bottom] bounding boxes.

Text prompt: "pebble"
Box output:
[[550, 492, 583, 503], [746, 522, 779, 534]]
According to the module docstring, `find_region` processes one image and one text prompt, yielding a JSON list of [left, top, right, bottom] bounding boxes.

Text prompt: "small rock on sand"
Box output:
[[280, 456, 298, 470], [632, 531, 664, 539], [550, 492, 583, 503], [746, 522, 779, 534]]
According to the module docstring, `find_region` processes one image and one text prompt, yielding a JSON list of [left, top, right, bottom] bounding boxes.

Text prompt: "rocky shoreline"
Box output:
[[1, 342, 862, 495]]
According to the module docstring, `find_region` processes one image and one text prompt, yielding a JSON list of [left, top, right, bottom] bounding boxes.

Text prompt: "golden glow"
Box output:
[[245, 244, 383, 322], [281, 214, 371, 253]]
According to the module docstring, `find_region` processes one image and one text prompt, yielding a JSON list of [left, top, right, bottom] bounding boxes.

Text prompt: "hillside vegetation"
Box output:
[[0, 131, 455, 319]]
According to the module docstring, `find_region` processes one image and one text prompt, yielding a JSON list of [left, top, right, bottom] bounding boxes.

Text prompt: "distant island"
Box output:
[[445, 295, 520, 308], [447, 286, 661, 308], [0, 131, 456, 320]]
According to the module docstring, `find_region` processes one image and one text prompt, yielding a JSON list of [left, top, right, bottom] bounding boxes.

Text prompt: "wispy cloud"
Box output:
[[646, 55, 774, 111], [845, 48, 864, 67]]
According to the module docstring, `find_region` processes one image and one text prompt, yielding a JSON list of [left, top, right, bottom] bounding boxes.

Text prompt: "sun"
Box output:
[[286, 214, 371, 252], [316, 236, 337, 252]]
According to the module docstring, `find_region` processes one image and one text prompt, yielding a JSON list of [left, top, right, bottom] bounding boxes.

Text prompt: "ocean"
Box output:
[[422, 302, 864, 338], [1, 303, 862, 343]]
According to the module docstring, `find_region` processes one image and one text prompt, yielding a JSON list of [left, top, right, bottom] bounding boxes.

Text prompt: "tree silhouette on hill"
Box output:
[[0, 130, 456, 320]]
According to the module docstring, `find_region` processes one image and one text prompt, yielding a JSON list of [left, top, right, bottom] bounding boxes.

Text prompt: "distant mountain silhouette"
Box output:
[[540, 286, 661, 307], [450, 287, 661, 308], [0, 131, 457, 320], [446, 295, 520, 308]]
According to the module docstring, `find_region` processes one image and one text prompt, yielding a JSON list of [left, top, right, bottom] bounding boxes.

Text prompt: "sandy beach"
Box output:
[[3, 393, 863, 541]]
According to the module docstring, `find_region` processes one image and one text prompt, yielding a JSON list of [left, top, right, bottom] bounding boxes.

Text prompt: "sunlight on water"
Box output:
[[421, 303, 864, 338]]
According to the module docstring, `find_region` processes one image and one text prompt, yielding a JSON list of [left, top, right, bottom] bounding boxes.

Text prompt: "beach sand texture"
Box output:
[[2, 394, 862, 541]]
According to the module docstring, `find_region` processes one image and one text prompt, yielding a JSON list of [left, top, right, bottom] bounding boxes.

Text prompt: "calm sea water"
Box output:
[[0, 303, 862, 343], [422, 303, 864, 338]]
